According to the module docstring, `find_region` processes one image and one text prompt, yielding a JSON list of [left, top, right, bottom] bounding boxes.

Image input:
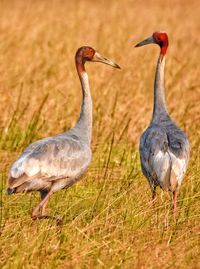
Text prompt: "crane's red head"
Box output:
[[153, 32, 168, 55], [135, 32, 169, 56], [75, 46, 120, 73], [76, 46, 96, 63]]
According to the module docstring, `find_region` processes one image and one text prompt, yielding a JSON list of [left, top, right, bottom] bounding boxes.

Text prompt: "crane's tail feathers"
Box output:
[[153, 150, 174, 192], [160, 160, 171, 191], [7, 182, 28, 195], [7, 176, 16, 195], [166, 151, 178, 192], [7, 187, 16, 195], [169, 168, 178, 192], [158, 151, 178, 192], [7, 175, 29, 194]]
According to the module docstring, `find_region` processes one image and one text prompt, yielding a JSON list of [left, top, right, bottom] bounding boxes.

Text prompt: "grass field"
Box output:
[[0, 0, 200, 268]]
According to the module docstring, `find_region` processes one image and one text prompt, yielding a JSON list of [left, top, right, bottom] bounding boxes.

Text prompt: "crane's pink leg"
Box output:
[[32, 190, 53, 220], [41, 197, 50, 217], [152, 187, 156, 206], [40, 190, 49, 216], [173, 190, 178, 216]]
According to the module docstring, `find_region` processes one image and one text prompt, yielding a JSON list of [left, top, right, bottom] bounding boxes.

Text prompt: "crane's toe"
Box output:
[[31, 209, 41, 220]]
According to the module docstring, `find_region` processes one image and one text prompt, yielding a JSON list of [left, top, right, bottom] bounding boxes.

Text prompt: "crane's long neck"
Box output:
[[75, 60, 92, 144], [152, 54, 169, 123]]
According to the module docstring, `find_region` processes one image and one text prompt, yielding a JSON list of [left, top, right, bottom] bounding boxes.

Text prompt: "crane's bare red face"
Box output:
[[77, 47, 96, 62], [153, 32, 168, 46], [135, 32, 169, 56], [75, 46, 121, 71], [83, 47, 96, 61], [153, 32, 168, 55]]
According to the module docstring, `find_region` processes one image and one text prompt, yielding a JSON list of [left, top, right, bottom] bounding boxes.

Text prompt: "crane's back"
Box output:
[[140, 119, 189, 192]]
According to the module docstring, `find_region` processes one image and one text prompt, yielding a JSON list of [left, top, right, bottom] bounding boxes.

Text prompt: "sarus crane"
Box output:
[[7, 46, 120, 219], [135, 32, 190, 214]]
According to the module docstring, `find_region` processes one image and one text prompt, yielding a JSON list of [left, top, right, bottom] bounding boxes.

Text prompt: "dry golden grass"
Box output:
[[0, 0, 200, 268]]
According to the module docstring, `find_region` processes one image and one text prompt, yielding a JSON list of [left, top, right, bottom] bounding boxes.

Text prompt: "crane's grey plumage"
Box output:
[[7, 46, 120, 219], [135, 32, 190, 213]]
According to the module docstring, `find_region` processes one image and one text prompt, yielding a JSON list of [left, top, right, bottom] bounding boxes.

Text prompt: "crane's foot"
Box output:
[[31, 204, 62, 225], [32, 190, 53, 220], [31, 190, 62, 224], [31, 205, 42, 220], [31, 206, 50, 221], [31, 214, 48, 220], [31, 213, 63, 225]]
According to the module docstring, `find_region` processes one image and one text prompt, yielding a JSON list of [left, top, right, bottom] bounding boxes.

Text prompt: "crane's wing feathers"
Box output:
[[140, 128, 168, 185], [167, 128, 190, 160], [9, 134, 91, 187], [140, 123, 189, 191]]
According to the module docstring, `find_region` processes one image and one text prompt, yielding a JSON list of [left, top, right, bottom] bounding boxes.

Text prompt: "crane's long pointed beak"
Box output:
[[92, 52, 121, 69], [135, 36, 154, 47]]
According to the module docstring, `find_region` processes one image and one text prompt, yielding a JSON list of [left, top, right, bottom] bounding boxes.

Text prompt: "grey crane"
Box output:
[[7, 46, 120, 219], [135, 32, 190, 213]]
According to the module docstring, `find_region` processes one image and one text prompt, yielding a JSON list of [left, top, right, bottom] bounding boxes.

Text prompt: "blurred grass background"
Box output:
[[0, 0, 200, 268]]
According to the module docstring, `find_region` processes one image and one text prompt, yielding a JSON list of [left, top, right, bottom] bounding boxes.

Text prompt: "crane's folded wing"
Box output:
[[9, 135, 91, 187], [166, 128, 190, 162], [140, 127, 169, 182], [140, 125, 189, 189]]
